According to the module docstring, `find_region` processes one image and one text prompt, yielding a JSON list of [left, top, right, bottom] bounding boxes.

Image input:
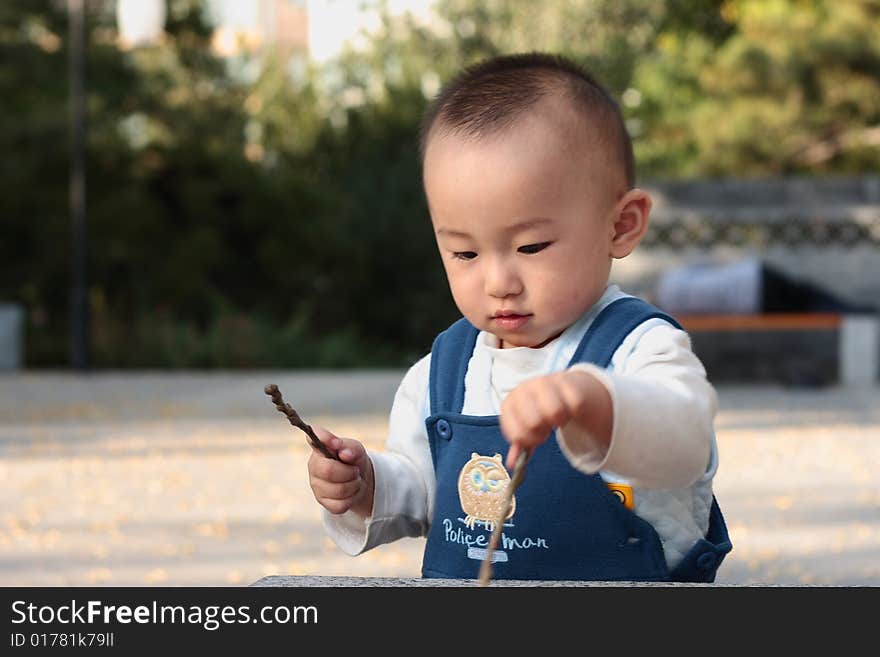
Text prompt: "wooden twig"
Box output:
[[264, 384, 341, 461], [478, 448, 530, 587]]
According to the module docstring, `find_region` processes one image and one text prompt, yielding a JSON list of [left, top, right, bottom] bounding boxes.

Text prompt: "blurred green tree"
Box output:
[[1, 0, 877, 368], [633, 0, 880, 175]]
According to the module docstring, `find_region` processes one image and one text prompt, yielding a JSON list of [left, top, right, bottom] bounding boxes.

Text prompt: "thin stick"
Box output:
[[264, 384, 341, 461], [478, 448, 530, 587]]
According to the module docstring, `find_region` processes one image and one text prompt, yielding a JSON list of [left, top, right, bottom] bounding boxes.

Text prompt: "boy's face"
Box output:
[[424, 104, 625, 348]]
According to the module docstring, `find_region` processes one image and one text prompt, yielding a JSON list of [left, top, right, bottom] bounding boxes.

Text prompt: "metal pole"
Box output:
[[69, 0, 89, 369]]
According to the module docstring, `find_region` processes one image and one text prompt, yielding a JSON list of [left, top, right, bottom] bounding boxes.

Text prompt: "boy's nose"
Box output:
[[484, 258, 523, 298]]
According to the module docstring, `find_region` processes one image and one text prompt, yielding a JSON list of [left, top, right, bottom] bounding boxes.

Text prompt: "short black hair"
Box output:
[[420, 52, 635, 188]]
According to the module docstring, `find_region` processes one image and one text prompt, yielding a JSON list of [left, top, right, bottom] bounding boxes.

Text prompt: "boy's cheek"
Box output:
[[447, 278, 480, 308]]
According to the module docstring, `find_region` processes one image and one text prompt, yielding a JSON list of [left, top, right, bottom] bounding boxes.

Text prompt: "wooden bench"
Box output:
[[678, 313, 841, 332], [677, 313, 878, 386]]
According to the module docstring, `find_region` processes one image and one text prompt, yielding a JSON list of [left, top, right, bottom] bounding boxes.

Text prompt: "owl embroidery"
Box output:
[[457, 452, 516, 531]]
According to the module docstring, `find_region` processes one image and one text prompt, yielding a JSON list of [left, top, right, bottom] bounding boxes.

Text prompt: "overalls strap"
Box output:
[[568, 297, 682, 368], [428, 317, 479, 415]]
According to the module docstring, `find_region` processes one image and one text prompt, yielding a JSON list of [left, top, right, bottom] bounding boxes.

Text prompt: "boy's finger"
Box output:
[[310, 455, 360, 483], [311, 425, 336, 442], [536, 384, 569, 428], [510, 397, 545, 443], [507, 443, 535, 471], [334, 436, 366, 465], [320, 497, 354, 515], [505, 443, 523, 472], [307, 440, 337, 461], [506, 443, 523, 471], [309, 425, 343, 460], [311, 477, 362, 501], [500, 394, 526, 437]]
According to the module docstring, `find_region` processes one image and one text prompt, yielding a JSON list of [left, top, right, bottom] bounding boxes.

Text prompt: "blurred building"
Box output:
[[209, 0, 308, 58], [208, 0, 436, 62], [115, 0, 438, 76]]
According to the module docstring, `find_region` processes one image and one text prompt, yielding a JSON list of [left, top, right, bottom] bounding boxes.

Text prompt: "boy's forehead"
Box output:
[[424, 96, 624, 190], [424, 117, 623, 219]]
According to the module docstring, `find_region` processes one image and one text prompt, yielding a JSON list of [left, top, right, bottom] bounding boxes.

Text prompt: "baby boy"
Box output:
[[305, 53, 731, 582]]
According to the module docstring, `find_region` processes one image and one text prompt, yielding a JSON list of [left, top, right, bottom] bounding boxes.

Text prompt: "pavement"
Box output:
[[1, 371, 878, 586]]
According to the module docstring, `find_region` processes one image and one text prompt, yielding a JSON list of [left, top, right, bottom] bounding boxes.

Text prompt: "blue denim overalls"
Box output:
[[421, 297, 732, 581]]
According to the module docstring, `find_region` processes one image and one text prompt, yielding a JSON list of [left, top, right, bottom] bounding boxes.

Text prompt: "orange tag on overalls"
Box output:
[[606, 483, 634, 510]]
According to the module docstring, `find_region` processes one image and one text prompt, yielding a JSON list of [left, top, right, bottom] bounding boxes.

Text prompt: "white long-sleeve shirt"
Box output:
[[324, 286, 720, 569]]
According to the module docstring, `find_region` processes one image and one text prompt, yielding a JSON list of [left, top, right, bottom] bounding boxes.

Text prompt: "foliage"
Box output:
[[1, 0, 877, 367], [633, 0, 880, 176]]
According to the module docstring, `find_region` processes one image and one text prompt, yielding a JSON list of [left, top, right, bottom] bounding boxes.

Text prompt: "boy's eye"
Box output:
[[518, 242, 551, 254], [452, 251, 478, 261]]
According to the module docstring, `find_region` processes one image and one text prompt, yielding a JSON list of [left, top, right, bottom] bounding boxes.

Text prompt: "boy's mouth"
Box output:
[[491, 312, 532, 331]]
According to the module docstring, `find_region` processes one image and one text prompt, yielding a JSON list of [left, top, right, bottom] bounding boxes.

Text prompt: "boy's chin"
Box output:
[[494, 330, 561, 349]]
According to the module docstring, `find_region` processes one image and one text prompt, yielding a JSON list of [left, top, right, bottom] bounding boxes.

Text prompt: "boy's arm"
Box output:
[[322, 354, 435, 555], [556, 321, 716, 489]]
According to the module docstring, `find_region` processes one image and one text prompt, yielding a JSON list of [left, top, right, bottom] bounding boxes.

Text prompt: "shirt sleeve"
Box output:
[[322, 353, 435, 555], [556, 321, 717, 489]]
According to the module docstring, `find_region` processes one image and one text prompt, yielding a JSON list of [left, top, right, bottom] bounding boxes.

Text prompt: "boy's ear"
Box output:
[[609, 188, 652, 259]]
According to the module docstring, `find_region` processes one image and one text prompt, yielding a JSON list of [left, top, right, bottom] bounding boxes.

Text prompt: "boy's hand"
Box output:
[[307, 426, 375, 518], [499, 369, 611, 470]]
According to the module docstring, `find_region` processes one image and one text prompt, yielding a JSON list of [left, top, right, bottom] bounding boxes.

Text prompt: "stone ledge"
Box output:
[[250, 575, 774, 587]]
